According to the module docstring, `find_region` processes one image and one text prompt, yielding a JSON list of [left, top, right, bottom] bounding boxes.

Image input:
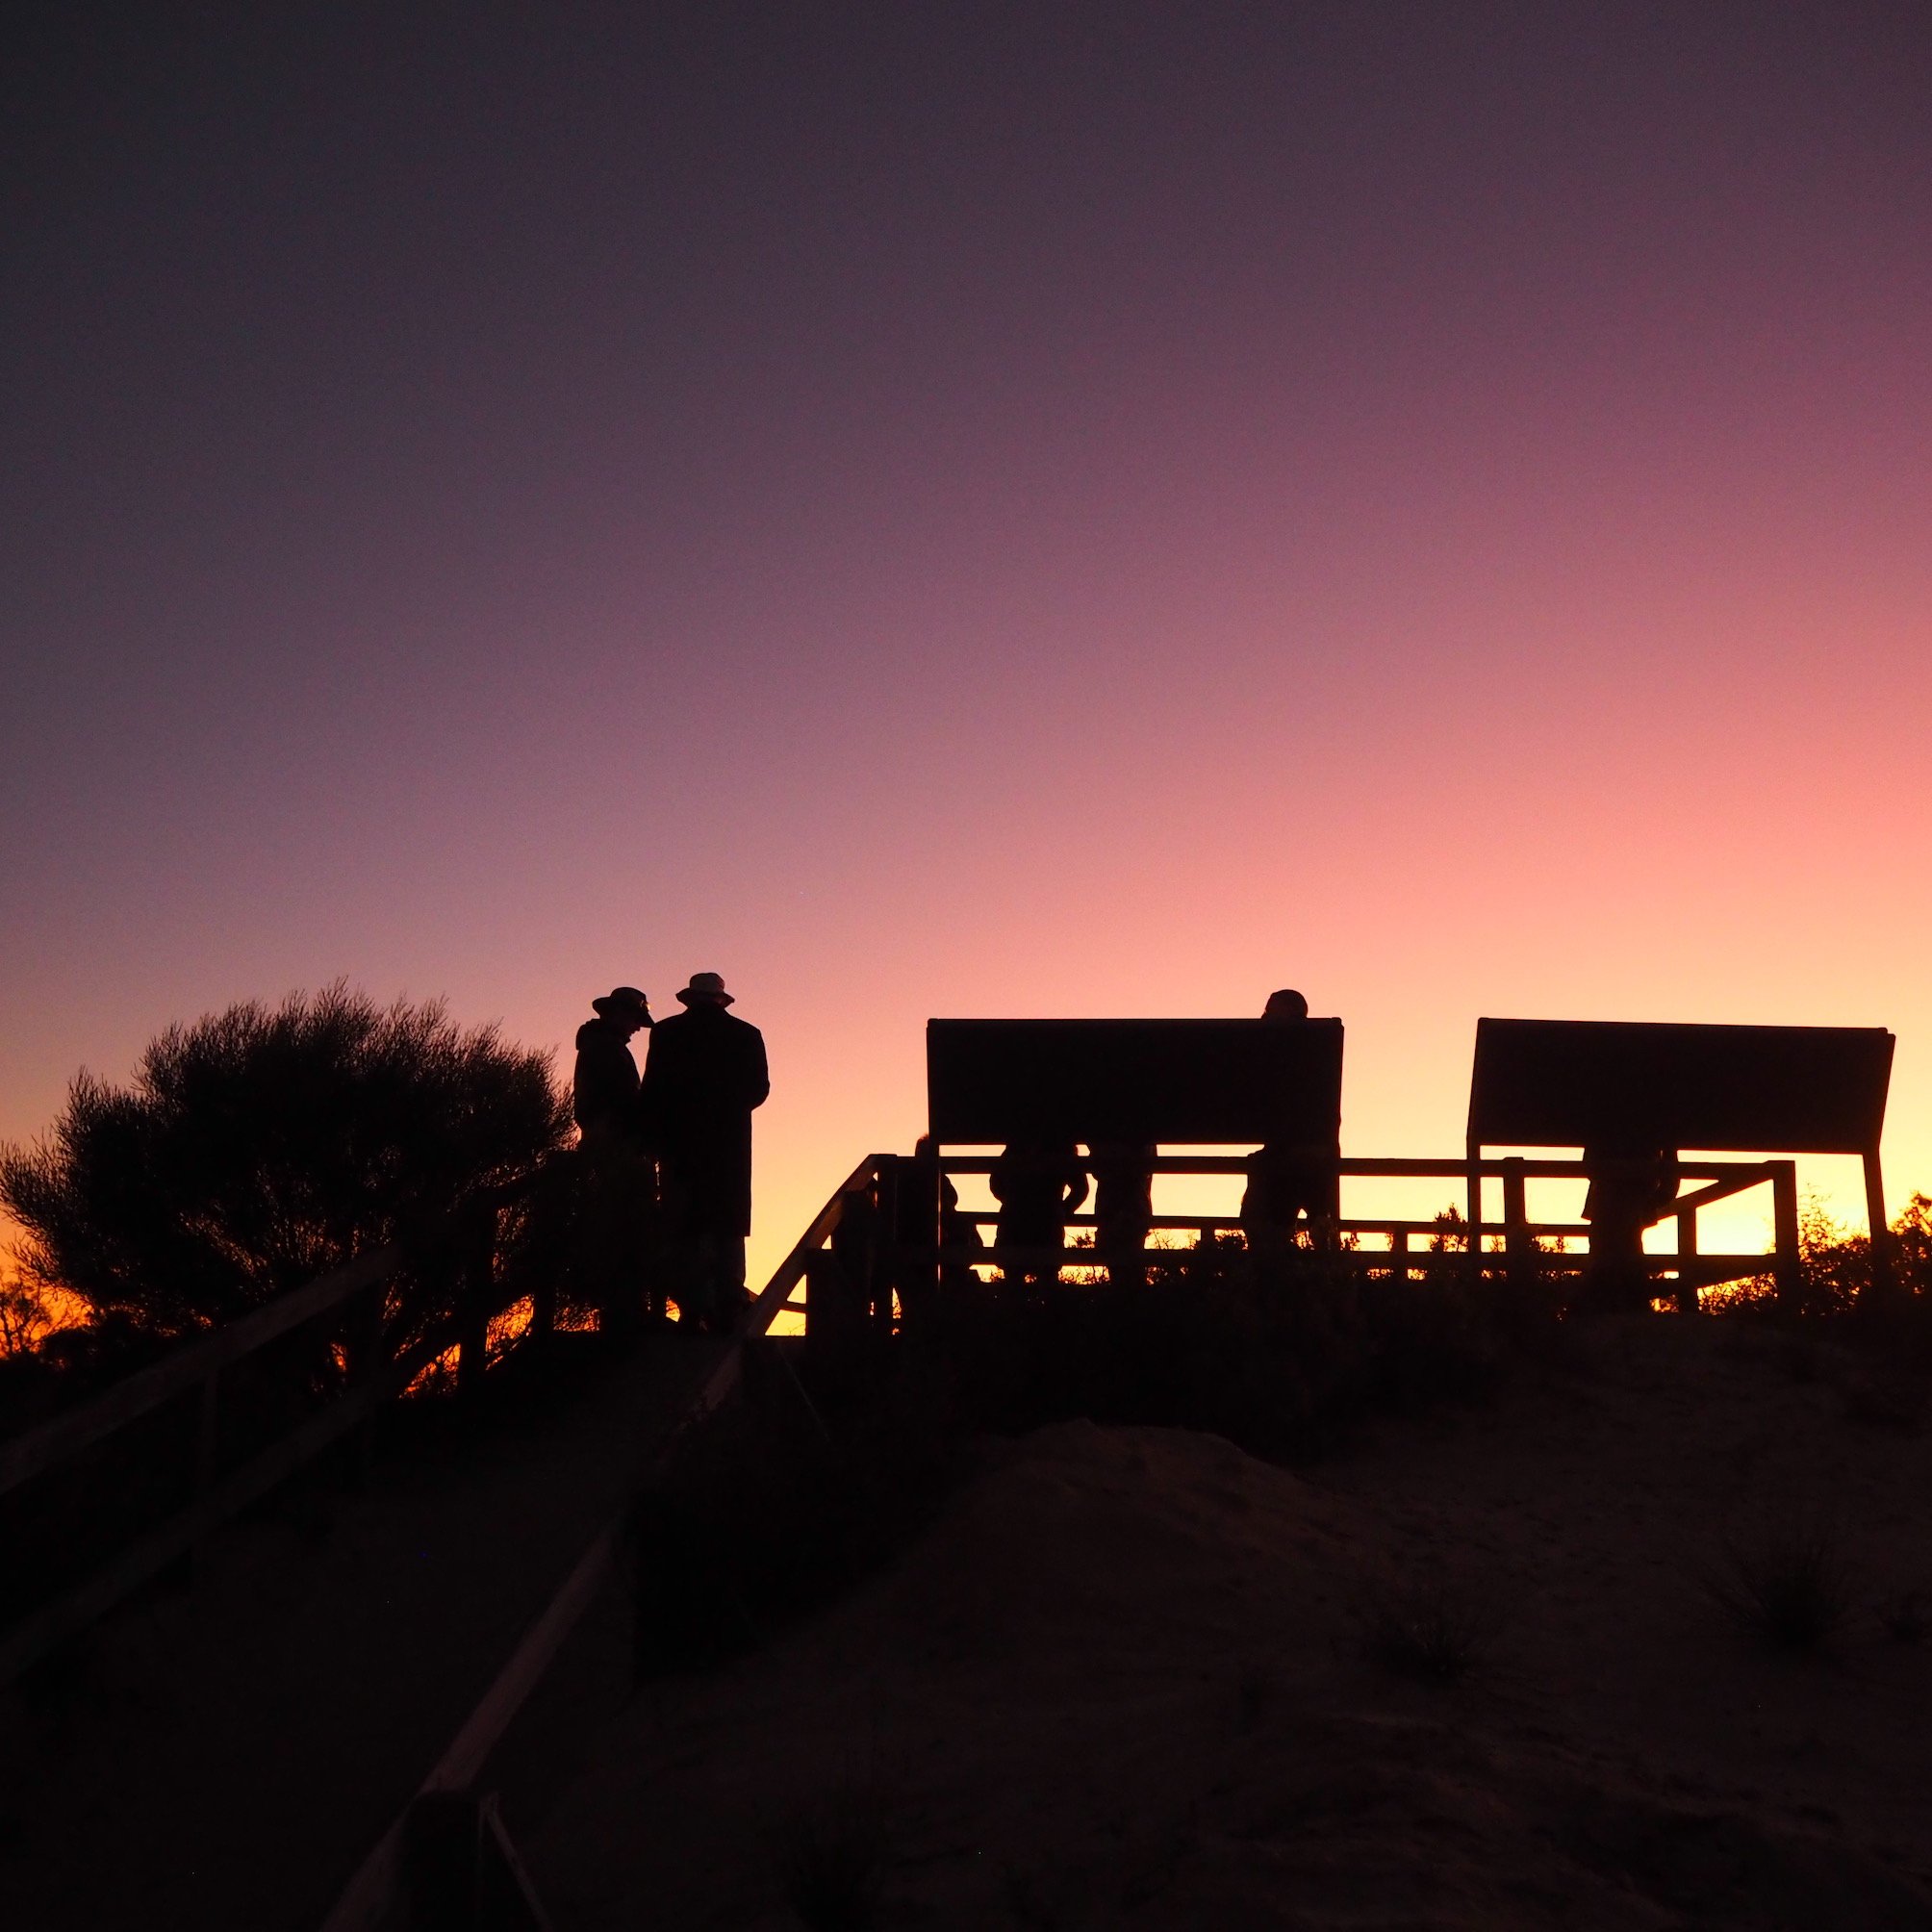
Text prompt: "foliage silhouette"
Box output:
[[0, 1263, 55, 1359], [1352, 1573, 1492, 1684], [0, 983, 568, 1355], [1702, 1522, 1854, 1652]]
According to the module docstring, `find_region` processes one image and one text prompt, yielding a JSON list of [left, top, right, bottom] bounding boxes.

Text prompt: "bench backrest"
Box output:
[[926, 1018, 1344, 1145], [1467, 1018, 1894, 1154]]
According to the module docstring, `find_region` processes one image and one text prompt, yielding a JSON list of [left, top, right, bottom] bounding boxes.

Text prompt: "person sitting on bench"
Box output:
[[990, 1138, 1088, 1295], [1241, 989, 1339, 1256]]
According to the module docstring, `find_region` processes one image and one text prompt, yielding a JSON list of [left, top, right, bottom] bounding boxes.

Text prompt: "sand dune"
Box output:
[[533, 1320, 1932, 1928]]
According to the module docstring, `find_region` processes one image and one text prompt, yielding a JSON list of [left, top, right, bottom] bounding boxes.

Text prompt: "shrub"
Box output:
[[1894, 1193, 1932, 1301], [1352, 1573, 1491, 1684], [1794, 1199, 1869, 1316], [765, 1777, 890, 1931], [1703, 1523, 1853, 1651], [0, 1264, 55, 1358], [0, 983, 568, 1345]]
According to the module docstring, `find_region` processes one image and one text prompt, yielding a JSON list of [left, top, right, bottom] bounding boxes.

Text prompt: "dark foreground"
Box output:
[[534, 1316, 1932, 1929]]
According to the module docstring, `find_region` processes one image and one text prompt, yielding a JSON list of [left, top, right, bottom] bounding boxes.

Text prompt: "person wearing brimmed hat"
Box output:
[[641, 972, 770, 1330], [573, 986, 653, 1141], [572, 986, 657, 1334]]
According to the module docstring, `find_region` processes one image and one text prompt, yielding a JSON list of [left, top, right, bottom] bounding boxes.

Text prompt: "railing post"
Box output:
[[349, 1274, 387, 1487], [1674, 1195, 1699, 1314], [1390, 1227, 1410, 1283], [1466, 1147, 1485, 1260], [1862, 1146, 1897, 1311], [873, 1157, 900, 1335], [1771, 1159, 1801, 1309], [529, 1170, 560, 1345], [456, 1204, 497, 1407], [1503, 1158, 1530, 1289]]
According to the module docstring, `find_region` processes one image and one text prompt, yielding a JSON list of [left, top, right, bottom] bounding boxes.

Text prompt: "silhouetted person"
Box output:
[[1089, 1140, 1156, 1285], [573, 985, 651, 1143], [642, 972, 770, 1331], [893, 1136, 983, 1325], [1241, 988, 1340, 1257], [990, 1138, 1088, 1295], [572, 986, 657, 1334], [1583, 1141, 1680, 1311]]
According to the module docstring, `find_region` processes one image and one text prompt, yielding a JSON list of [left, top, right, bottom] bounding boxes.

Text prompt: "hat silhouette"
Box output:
[[675, 972, 734, 1006], [592, 985, 652, 1024]]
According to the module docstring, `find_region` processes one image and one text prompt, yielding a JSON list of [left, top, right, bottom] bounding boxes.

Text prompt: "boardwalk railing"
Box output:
[[318, 1153, 887, 1932], [873, 1153, 1803, 1314], [0, 1157, 579, 1689]]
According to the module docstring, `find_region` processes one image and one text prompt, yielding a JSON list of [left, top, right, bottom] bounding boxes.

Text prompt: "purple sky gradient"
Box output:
[[6, 2, 1930, 1279]]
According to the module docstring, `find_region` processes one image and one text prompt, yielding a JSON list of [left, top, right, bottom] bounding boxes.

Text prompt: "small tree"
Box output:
[[0, 984, 570, 1341]]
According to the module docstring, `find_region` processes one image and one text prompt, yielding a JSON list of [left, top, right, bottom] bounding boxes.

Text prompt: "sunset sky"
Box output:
[[5, 2, 1928, 1287]]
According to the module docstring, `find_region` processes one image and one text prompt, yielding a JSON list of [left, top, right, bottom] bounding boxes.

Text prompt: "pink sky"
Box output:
[[4, 4, 1927, 1288]]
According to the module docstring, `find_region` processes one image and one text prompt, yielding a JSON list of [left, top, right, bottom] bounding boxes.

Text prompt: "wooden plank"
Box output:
[[1660, 1170, 1776, 1220], [928, 1018, 1342, 1145], [944, 1211, 1612, 1238], [1469, 1017, 1894, 1154], [929, 1243, 1779, 1279], [742, 1156, 881, 1335], [936, 1155, 1770, 1181], [0, 1243, 402, 1499]]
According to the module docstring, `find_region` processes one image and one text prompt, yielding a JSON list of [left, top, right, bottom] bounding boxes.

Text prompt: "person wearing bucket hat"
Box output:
[[642, 971, 769, 1329], [572, 985, 657, 1335]]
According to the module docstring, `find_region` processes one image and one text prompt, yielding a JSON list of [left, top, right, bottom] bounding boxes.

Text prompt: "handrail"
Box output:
[[744, 1154, 887, 1334], [0, 1309, 466, 1685], [0, 1160, 564, 1500], [318, 1156, 884, 1932], [934, 1154, 1782, 1181], [0, 1157, 576, 1690], [0, 1244, 402, 1500]]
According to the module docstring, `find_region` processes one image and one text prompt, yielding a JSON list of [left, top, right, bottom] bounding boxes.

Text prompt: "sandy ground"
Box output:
[[529, 1317, 1932, 1929]]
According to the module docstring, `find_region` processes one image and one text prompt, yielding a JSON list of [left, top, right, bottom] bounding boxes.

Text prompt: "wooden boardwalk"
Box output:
[[0, 1332, 724, 1932]]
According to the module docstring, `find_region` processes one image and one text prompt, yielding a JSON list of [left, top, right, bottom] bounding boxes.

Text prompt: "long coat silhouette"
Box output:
[[572, 1015, 643, 1140], [641, 1003, 770, 1238]]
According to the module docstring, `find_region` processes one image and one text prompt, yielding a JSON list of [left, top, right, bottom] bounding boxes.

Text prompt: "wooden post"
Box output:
[[873, 1157, 900, 1336], [1863, 1145, 1895, 1309], [529, 1172, 558, 1344], [1674, 1195, 1699, 1315], [1772, 1159, 1801, 1309], [1503, 1157, 1529, 1288], [455, 1205, 497, 1406], [1390, 1227, 1410, 1283], [351, 1277, 386, 1488], [1466, 1140, 1484, 1259]]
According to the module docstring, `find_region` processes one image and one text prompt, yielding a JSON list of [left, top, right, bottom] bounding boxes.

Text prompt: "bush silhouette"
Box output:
[[1703, 1522, 1854, 1652], [0, 983, 568, 1349], [1353, 1572, 1492, 1684]]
